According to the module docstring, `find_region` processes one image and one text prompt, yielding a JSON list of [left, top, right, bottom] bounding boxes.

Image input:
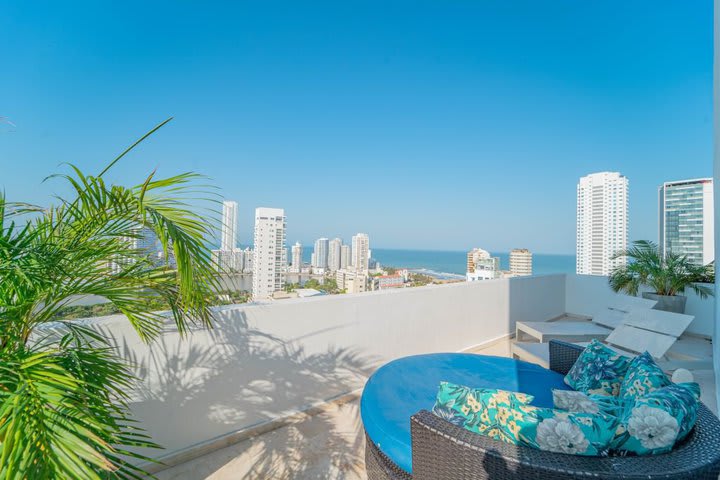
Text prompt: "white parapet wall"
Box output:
[[565, 274, 714, 338], [78, 274, 566, 462]]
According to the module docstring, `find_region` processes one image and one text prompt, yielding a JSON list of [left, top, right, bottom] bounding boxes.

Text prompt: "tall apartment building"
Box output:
[[252, 207, 286, 300], [509, 248, 533, 276], [340, 245, 351, 269], [576, 172, 629, 275], [659, 178, 714, 266], [466, 248, 499, 281], [313, 238, 329, 269], [212, 247, 251, 273], [351, 233, 370, 272], [327, 238, 342, 272], [221, 200, 238, 251], [290, 242, 303, 273]]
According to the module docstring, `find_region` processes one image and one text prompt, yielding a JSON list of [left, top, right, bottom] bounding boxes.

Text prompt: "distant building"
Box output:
[[212, 248, 251, 273], [336, 268, 369, 293], [327, 237, 342, 272], [313, 238, 329, 269], [340, 245, 351, 269], [509, 249, 533, 276], [376, 274, 405, 290], [252, 207, 286, 300], [466, 248, 499, 281], [111, 226, 159, 273], [351, 233, 370, 272], [221, 200, 238, 251], [576, 172, 628, 275], [290, 242, 303, 273], [659, 178, 714, 265]]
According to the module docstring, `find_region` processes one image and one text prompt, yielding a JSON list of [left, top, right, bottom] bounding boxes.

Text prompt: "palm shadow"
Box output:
[[106, 306, 379, 479]]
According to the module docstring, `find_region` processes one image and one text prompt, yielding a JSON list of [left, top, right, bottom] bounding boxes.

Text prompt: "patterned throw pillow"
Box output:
[[433, 382, 618, 456], [552, 389, 626, 418], [619, 351, 670, 401], [432, 382, 534, 429], [611, 382, 701, 455], [564, 340, 631, 396]]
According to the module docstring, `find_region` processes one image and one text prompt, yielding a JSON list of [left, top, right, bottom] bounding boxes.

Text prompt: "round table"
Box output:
[[360, 353, 571, 474]]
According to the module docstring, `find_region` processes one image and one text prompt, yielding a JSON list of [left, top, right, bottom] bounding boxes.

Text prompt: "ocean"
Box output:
[[369, 248, 576, 278]]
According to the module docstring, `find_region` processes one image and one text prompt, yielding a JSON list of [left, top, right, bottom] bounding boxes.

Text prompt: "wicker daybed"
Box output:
[[362, 340, 720, 480]]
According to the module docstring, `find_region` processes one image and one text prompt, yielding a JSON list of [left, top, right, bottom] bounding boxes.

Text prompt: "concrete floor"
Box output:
[[154, 336, 716, 479]]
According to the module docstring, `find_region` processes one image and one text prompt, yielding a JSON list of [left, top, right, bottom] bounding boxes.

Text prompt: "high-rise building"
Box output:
[[212, 247, 251, 273], [509, 249, 533, 276], [466, 248, 500, 281], [340, 245, 350, 269], [351, 233, 370, 272], [659, 178, 714, 266], [327, 238, 342, 272], [221, 200, 238, 251], [313, 238, 329, 269], [290, 242, 303, 273], [252, 207, 286, 300], [576, 172, 629, 275]]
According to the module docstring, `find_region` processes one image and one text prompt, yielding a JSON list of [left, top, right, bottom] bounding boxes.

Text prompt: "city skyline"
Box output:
[[1, 2, 712, 253]]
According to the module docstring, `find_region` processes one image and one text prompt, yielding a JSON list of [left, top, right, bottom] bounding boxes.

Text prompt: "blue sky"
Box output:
[[0, 1, 713, 254]]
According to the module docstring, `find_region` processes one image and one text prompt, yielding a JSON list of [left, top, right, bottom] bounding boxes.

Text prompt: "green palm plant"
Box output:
[[0, 119, 220, 479], [609, 240, 714, 299]]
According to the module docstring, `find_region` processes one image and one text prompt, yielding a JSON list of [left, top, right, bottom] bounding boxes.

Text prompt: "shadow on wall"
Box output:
[[101, 309, 379, 478]]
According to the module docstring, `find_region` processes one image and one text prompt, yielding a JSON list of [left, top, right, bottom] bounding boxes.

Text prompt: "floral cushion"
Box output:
[[611, 382, 701, 455], [619, 351, 670, 401], [432, 382, 533, 428], [552, 389, 625, 418], [564, 340, 631, 396], [433, 382, 618, 456]]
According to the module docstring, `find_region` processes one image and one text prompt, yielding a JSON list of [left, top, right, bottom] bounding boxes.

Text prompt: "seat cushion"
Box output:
[[361, 353, 572, 474]]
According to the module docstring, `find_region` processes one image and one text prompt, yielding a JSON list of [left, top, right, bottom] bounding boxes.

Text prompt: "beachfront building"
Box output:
[[290, 242, 303, 273], [340, 245, 350, 269], [221, 200, 238, 251], [313, 238, 329, 270], [252, 207, 287, 300], [466, 247, 500, 281], [509, 248, 532, 276], [375, 274, 405, 290], [336, 268, 369, 293], [351, 233, 370, 272], [576, 172, 628, 275], [328, 237, 342, 272], [659, 178, 714, 266]]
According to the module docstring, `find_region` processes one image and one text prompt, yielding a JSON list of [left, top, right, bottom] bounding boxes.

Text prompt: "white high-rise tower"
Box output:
[[351, 233, 370, 272], [576, 172, 629, 275], [252, 207, 286, 299], [340, 245, 351, 269], [291, 242, 303, 273], [221, 201, 238, 251], [327, 238, 342, 272], [313, 238, 329, 269]]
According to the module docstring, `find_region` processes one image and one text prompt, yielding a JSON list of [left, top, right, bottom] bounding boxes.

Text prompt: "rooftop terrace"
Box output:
[[85, 273, 716, 479]]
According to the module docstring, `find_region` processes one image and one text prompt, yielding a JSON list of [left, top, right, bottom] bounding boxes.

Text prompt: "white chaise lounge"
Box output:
[[512, 307, 705, 371], [514, 294, 657, 343]]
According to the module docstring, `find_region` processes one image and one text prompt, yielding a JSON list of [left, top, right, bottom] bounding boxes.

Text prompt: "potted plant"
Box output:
[[609, 240, 714, 313]]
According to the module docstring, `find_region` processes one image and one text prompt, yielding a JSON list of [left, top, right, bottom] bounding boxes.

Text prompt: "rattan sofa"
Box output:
[[365, 340, 720, 480]]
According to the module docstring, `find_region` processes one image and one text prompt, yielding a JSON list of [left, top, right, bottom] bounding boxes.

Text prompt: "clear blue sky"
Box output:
[[0, 1, 712, 254]]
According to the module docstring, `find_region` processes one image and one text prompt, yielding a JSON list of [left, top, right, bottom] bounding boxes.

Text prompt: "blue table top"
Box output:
[[360, 353, 571, 474]]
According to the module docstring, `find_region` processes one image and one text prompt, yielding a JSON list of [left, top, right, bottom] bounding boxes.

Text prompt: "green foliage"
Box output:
[[303, 278, 339, 294], [609, 240, 714, 299], [0, 120, 219, 479], [409, 273, 433, 287]]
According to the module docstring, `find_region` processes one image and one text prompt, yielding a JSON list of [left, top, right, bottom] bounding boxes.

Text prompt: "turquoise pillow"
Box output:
[[619, 351, 670, 401], [434, 382, 617, 456], [432, 382, 534, 431], [611, 382, 701, 455], [564, 340, 631, 396], [552, 389, 626, 418]]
